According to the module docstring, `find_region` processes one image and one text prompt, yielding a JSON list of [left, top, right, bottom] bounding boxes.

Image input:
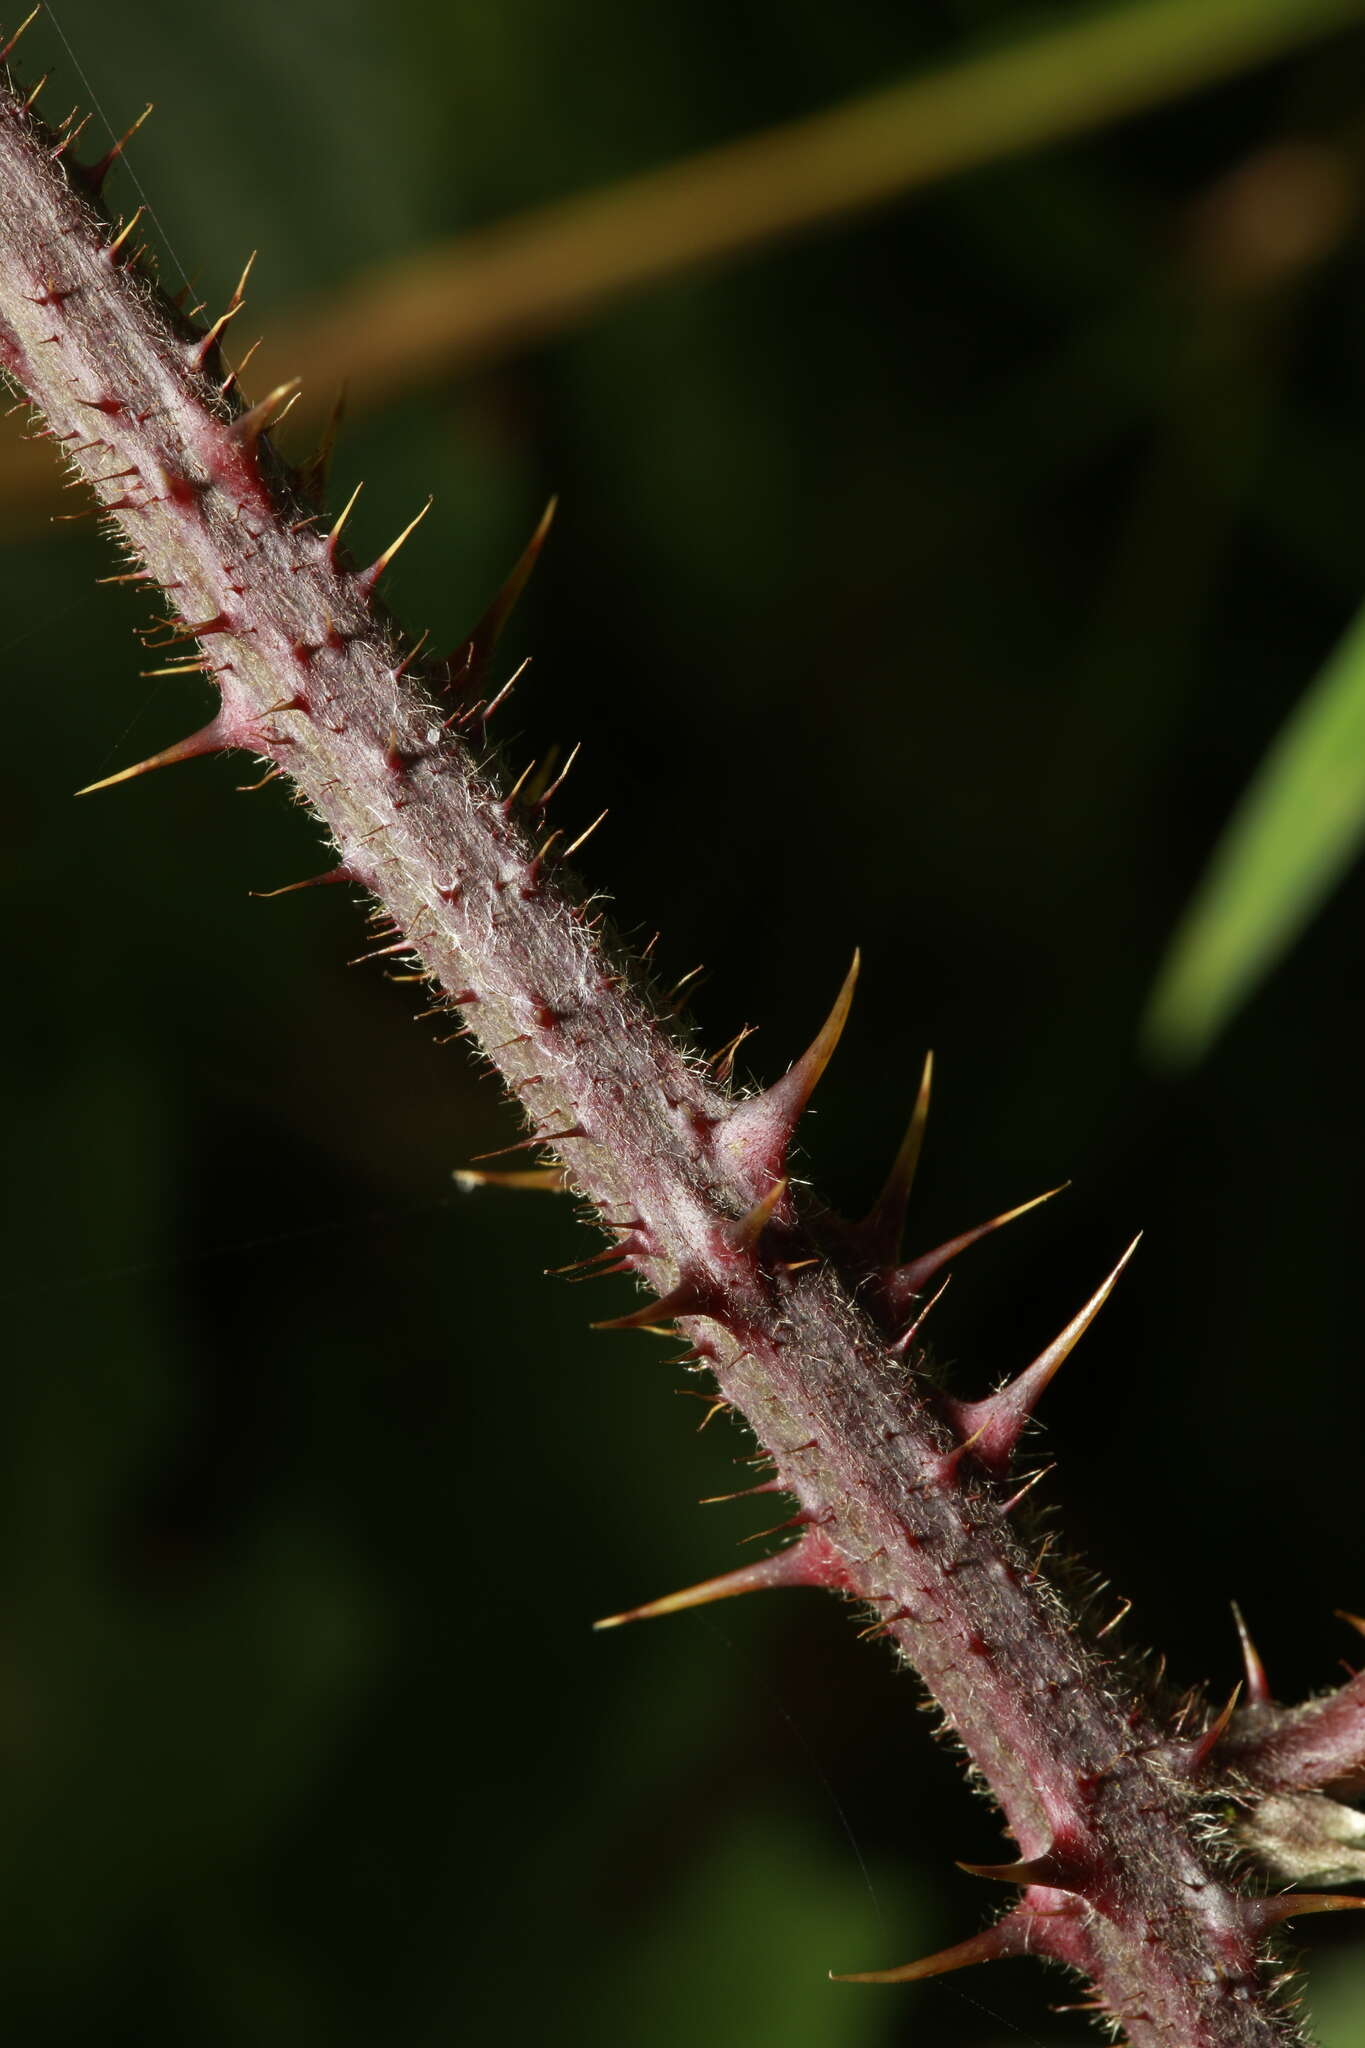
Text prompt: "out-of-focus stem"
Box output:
[[1, 0, 1362, 527]]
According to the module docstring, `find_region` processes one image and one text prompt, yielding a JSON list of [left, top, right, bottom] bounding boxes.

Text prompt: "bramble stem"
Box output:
[[0, 56, 1354, 2045]]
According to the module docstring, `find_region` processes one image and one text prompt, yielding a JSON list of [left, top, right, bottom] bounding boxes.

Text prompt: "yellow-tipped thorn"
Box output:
[[117, 102, 154, 149], [863, 1049, 933, 1256], [784, 948, 860, 1117], [230, 376, 302, 445], [1017, 1234, 1141, 1405], [197, 307, 239, 358], [269, 389, 302, 433], [593, 1540, 819, 1630], [74, 719, 227, 797], [560, 810, 608, 864], [831, 1919, 1023, 1985], [88, 103, 153, 185], [453, 1166, 571, 1194], [105, 206, 145, 260], [362, 495, 433, 588], [197, 258, 253, 356], [1181, 1682, 1243, 1777], [0, 8, 40, 66], [451, 495, 558, 683], [895, 1182, 1069, 1297], [591, 1277, 699, 1333], [248, 866, 354, 899], [1250, 1891, 1365, 1933], [228, 249, 257, 305], [221, 335, 263, 397], [891, 1273, 951, 1357], [302, 379, 348, 496], [949, 1235, 1141, 1473], [1231, 1601, 1273, 1707], [327, 477, 364, 552], [957, 1852, 1070, 1889], [723, 951, 860, 1176], [731, 1177, 789, 1250]]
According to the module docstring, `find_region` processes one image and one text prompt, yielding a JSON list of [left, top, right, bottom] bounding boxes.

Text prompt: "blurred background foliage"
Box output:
[[4, 0, 1365, 2042]]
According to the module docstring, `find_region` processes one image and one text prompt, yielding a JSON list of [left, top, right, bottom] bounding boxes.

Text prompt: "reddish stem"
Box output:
[[1226, 1672, 1365, 1801], [0, 61, 1348, 2045]]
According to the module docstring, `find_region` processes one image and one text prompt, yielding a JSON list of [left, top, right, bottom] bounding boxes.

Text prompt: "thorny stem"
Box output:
[[0, 51, 1361, 2048]]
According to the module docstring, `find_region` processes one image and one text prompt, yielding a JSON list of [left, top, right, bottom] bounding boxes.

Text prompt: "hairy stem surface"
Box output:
[[1, 58, 1357, 2045]]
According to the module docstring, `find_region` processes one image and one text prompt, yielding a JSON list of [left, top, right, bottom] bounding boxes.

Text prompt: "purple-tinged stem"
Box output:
[[1226, 1668, 1365, 1801], [0, 57, 1353, 2045]]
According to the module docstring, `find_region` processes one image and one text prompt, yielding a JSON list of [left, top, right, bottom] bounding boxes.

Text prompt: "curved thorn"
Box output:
[[221, 335, 263, 397], [722, 950, 860, 1177], [1231, 1602, 1274, 1707], [999, 1463, 1053, 1516], [503, 757, 538, 809], [0, 9, 40, 65], [890, 1273, 951, 1356], [862, 1049, 933, 1260], [591, 1277, 702, 1332], [85, 102, 153, 191], [737, 1509, 812, 1547], [831, 1916, 1025, 1985], [957, 1855, 1066, 1888], [481, 655, 529, 724], [593, 1533, 832, 1629], [698, 1478, 783, 1505], [361, 494, 433, 592], [947, 1236, 1141, 1474], [547, 1241, 641, 1278], [1247, 1891, 1365, 1933], [468, 1124, 583, 1165], [452, 1165, 570, 1194], [229, 249, 257, 305], [894, 1183, 1068, 1299], [301, 380, 347, 498], [53, 113, 95, 164], [74, 716, 232, 796], [731, 1177, 789, 1250], [194, 252, 254, 362], [534, 739, 580, 811], [230, 377, 302, 446], [560, 809, 608, 864], [249, 865, 356, 898], [449, 495, 557, 686], [1180, 1682, 1243, 1777], [327, 477, 364, 554], [778, 947, 859, 1120], [104, 206, 146, 261], [935, 1421, 990, 1487]]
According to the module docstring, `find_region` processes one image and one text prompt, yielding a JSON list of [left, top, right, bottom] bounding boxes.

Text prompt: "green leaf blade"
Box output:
[[1145, 601, 1365, 1063]]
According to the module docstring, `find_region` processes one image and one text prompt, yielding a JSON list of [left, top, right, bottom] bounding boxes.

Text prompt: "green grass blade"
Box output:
[[1144, 602, 1365, 1063]]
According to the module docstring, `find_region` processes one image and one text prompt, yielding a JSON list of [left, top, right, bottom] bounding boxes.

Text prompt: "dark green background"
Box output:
[[3, 2, 1364, 2042]]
